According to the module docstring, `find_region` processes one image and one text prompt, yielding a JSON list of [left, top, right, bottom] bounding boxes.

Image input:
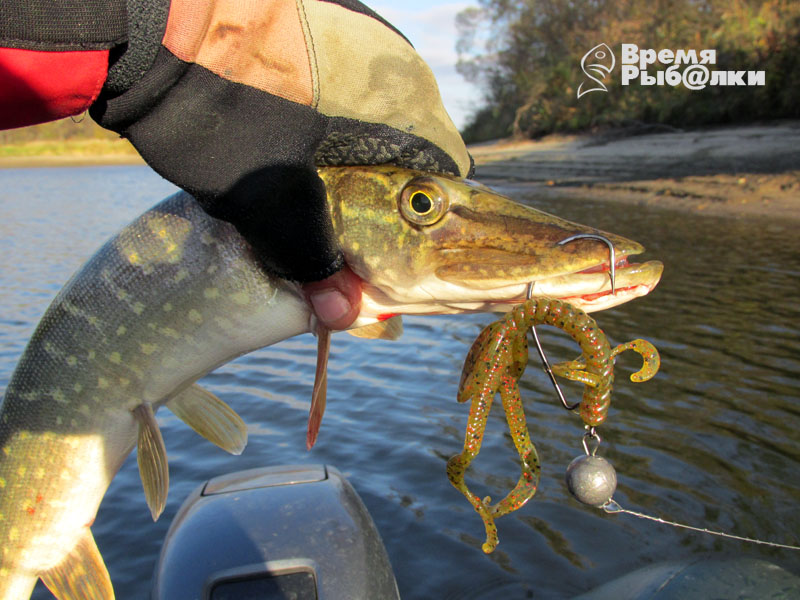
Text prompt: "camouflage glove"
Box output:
[[90, 0, 473, 283]]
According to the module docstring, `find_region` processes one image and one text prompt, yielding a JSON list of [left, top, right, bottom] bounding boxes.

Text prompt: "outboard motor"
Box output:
[[152, 464, 400, 600]]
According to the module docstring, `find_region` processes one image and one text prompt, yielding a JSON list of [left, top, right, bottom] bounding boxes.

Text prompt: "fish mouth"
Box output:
[[436, 253, 662, 313], [422, 229, 663, 313], [358, 252, 663, 318], [510, 255, 664, 312]]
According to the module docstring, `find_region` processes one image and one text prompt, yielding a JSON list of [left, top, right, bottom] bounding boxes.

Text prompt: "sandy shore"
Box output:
[[470, 121, 800, 220]]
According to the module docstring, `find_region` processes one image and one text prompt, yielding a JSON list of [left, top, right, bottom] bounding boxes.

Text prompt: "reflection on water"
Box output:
[[0, 167, 798, 598]]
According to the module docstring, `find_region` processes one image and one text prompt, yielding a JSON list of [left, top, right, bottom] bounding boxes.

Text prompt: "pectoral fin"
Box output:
[[347, 315, 403, 340], [133, 403, 168, 521], [40, 527, 114, 600], [306, 325, 331, 450], [167, 384, 247, 455]]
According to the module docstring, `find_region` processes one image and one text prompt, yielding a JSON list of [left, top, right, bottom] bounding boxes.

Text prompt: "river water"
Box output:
[[1, 166, 798, 598]]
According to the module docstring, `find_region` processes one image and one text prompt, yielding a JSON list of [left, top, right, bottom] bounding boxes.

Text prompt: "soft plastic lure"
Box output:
[[448, 297, 659, 553]]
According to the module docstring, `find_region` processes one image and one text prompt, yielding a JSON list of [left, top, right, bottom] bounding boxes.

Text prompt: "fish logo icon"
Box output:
[[577, 43, 615, 98]]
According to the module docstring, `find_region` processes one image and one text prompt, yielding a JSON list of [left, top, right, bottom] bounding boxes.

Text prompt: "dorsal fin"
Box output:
[[167, 384, 247, 455], [133, 403, 169, 521], [40, 527, 114, 599], [346, 315, 403, 340], [306, 325, 331, 450]]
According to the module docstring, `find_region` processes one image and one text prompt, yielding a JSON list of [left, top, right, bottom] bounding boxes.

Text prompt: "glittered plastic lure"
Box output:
[[447, 297, 659, 553]]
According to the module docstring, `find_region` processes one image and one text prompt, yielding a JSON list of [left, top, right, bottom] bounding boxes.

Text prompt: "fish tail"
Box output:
[[39, 527, 114, 599]]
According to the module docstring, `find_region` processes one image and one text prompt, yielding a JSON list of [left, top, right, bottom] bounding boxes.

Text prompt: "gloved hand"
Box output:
[[1, 0, 473, 328]]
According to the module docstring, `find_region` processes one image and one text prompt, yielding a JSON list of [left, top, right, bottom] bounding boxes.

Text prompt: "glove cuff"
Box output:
[[0, 0, 126, 50], [103, 0, 171, 95]]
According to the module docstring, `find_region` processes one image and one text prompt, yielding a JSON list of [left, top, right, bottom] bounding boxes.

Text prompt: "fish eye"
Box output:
[[399, 178, 449, 226], [410, 191, 433, 214]]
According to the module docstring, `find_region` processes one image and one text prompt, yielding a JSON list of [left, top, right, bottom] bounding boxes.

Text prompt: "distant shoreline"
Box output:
[[2, 122, 797, 220]]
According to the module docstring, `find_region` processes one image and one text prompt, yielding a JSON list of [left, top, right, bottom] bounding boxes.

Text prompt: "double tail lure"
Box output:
[[447, 298, 660, 553]]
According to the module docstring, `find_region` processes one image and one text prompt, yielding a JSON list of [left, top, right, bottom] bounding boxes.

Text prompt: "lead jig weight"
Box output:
[[565, 430, 617, 507]]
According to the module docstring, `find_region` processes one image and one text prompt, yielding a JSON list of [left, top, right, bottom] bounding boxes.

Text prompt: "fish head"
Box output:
[[321, 166, 663, 320]]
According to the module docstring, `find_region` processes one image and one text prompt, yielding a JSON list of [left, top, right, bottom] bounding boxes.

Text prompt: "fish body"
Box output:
[[0, 166, 662, 598], [0, 193, 303, 598]]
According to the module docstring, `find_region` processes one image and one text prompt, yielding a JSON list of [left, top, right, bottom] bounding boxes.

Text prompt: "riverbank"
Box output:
[[470, 121, 800, 220], [0, 138, 144, 168]]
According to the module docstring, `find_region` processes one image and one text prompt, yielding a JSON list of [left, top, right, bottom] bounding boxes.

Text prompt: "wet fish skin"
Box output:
[[0, 166, 662, 598]]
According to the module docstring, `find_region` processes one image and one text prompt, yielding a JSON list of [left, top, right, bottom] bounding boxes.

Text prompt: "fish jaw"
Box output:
[[356, 260, 662, 317], [321, 166, 663, 320]]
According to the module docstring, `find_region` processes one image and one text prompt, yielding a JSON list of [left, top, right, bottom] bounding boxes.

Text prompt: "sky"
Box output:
[[369, 1, 484, 130]]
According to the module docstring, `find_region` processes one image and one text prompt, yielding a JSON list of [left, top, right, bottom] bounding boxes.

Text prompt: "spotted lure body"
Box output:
[[0, 167, 662, 598], [448, 298, 659, 553]]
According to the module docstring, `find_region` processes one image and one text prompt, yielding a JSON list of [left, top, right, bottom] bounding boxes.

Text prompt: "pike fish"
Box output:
[[0, 166, 662, 599]]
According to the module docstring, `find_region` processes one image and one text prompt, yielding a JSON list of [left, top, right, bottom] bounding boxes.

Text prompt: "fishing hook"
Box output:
[[526, 282, 580, 411], [558, 233, 617, 295]]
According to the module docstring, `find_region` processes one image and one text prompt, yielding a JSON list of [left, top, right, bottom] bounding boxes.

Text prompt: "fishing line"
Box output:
[[560, 406, 800, 551], [557, 381, 800, 551], [600, 499, 800, 551], [563, 428, 800, 551]]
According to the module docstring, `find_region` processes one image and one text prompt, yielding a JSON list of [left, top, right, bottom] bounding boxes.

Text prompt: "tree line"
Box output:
[[456, 0, 800, 142]]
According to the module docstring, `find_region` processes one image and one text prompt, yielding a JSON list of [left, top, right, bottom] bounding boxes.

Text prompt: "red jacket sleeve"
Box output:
[[0, 47, 110, 129]]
